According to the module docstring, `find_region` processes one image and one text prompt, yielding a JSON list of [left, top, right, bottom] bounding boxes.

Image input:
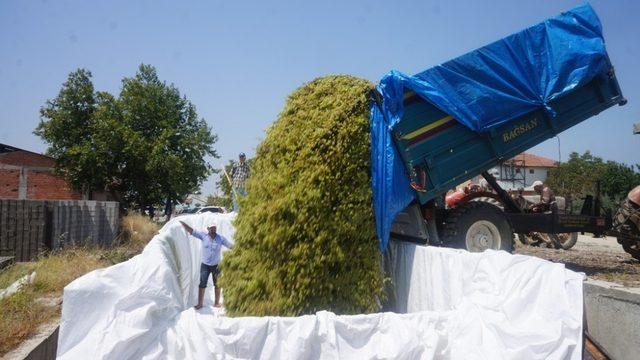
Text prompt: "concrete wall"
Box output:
[[584, 280, 640, 360], [24, 326, 58, 360], [0, 199, 119, 261], [50, 200, 120, 249]]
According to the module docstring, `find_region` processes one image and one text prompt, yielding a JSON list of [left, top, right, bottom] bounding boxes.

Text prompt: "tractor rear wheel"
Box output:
[[442, 202, 513, 252]]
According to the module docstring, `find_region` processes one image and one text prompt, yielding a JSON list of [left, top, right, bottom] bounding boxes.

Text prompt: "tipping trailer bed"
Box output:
[[382, 68, 625, 248], [371, 5, 627, 252], [392, 66, 625, 206]]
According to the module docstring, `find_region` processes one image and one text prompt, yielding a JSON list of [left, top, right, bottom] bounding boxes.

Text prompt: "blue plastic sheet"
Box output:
[[370, 103, 415, 252], [371, 4, 609, 251]]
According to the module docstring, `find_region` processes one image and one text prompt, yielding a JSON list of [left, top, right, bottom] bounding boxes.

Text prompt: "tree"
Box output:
[[116, 64, 218, 210], [35, 65, 218, 211], [601, 161, 640, 201], [35, 69, 107, 196], [546, 152, 604, 199], [546, 151, 640, 212], [205, 194, 228, 207]]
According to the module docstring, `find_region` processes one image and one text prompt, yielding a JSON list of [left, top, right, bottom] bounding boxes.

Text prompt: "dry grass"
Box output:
[[0, 263, 36, 290], [0, 213, 159, 356], [118, 213, 161, 253], [31, 248, 107, 295]]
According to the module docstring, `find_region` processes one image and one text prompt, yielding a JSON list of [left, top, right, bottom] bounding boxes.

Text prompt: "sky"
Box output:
[[1, 0, 639, 196]]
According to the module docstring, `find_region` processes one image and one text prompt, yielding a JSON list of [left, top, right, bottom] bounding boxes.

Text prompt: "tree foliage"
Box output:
[[35, 69, 107, 194], [205, 195, 228, 207], [546, 151, 640, 212], [220, 75, 382, 316], [35, 65, 218, 209]]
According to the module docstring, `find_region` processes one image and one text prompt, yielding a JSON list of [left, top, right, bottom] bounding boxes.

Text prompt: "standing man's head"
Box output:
[[207, 225, 217, 237], [532, 180, 544, 194], [239, 152, 246, 164]]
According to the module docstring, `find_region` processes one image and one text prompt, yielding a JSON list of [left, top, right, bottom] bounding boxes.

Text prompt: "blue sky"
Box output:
[[1, 0, 638, 195]]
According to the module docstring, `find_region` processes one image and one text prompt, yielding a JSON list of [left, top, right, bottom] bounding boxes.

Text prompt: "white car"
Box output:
[[195, 206, 226, 214]]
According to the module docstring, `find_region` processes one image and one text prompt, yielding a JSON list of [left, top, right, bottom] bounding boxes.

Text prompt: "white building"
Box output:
[[488, 152, 557, 190]]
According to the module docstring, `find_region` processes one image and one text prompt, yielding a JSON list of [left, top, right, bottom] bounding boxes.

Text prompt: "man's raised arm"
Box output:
[[221, 235, 234, 249], [179, 221, 194, 235]]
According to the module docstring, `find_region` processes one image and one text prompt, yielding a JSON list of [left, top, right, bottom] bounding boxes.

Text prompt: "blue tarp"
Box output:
[[371, 4, 609, 251]]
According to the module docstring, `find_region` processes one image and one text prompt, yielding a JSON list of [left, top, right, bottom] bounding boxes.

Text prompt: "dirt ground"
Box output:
[[515, 235, 640, 287]]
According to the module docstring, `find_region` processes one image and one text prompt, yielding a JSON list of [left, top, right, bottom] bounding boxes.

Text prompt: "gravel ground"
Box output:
[[514, 235, 640, 287]]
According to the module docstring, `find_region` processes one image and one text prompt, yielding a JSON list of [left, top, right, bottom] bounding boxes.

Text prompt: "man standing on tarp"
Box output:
[[231, 152, 250, 212], [179, 221, 233, 309]]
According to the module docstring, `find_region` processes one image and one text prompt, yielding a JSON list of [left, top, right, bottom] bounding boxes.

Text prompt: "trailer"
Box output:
[[370, 4, 627, 253]]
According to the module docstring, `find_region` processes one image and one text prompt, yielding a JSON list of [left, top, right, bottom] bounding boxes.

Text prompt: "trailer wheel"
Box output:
[[518, 232, 578, 249], [442, 202, 513, 252], [517, 233, 533, 245], [552, 232, 579, 250]]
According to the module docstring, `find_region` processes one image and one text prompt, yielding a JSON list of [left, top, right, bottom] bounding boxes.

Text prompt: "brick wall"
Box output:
[[0, 149, 84, 200], [27, 171, 82, 200], [0, 150, 55, 167], [0, 169, 20, 198]]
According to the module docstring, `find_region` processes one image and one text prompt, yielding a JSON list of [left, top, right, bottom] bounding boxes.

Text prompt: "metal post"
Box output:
[[481, 171, 523, 213]]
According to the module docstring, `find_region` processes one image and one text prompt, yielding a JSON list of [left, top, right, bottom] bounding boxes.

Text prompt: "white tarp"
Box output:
[[57, 213, 584, 359]]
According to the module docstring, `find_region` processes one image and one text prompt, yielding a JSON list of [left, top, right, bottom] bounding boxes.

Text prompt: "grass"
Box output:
[[0, 288, 56, 354], [0, 263, 36, 290], [0, 213, 159, 356]]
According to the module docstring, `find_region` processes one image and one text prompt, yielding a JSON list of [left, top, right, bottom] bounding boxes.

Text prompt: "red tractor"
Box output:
[[445, 181, 578, 249]]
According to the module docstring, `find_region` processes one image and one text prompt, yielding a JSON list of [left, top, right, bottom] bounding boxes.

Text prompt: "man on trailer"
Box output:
[[231, 152, 250, 212], [531, 180, 557, 213]]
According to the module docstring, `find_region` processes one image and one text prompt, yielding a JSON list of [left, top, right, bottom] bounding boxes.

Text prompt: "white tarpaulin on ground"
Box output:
[[57, 213, 584, 359]]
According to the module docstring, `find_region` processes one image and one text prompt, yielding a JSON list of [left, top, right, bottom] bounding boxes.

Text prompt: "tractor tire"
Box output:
[[470, 197, 504, 210], [442, 202, 514, 252]]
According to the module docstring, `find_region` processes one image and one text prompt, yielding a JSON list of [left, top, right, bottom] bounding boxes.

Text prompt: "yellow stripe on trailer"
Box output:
[[401, 115, 454, 140]]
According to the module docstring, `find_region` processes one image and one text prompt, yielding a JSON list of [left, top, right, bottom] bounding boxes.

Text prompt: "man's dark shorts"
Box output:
[[199, 263, 219, 289]]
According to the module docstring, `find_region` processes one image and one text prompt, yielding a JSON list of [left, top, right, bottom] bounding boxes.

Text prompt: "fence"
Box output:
[[0, 200, 119, 261]]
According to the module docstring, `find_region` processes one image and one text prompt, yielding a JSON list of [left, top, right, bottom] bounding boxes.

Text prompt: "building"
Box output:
[[0, 143, 83, 200], [0, 143, 118, 201], [487, 152, 557, 190], [634, 122, 639, 135]]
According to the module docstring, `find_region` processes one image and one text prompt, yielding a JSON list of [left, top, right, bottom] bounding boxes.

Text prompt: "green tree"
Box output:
[[547, 151, 639, 212], [116, 64, 218, 210], [546, 151, 604, 199], [205, 195, 228, 207], [35, 69, 107, 196], [601, 161, 640, 201], [35, 65, 218, 210]]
